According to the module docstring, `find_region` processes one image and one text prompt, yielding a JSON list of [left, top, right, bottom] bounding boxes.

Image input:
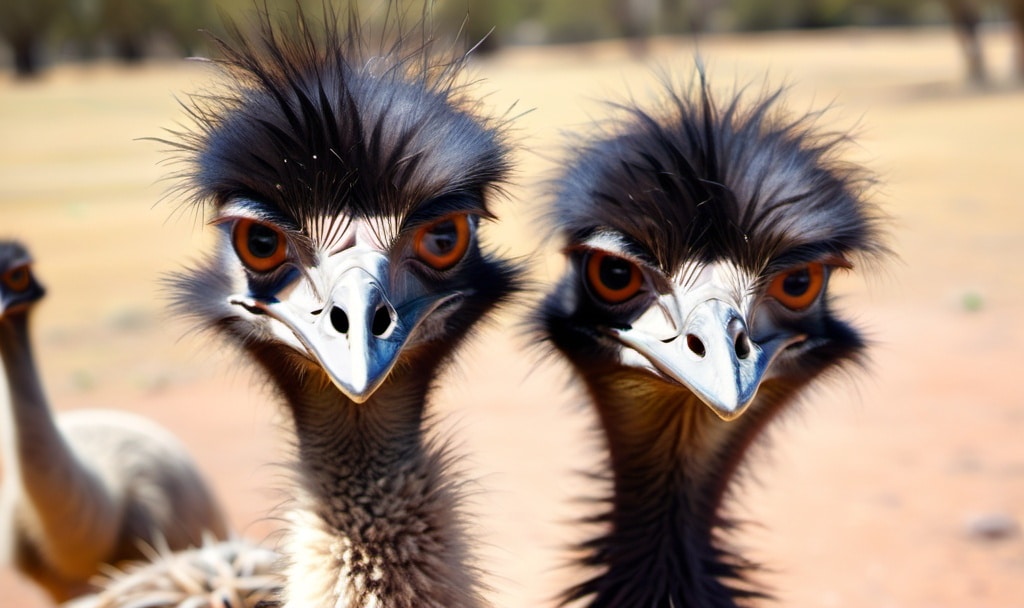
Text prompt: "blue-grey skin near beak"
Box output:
[[230, 250, 458, 403], [606, 262, 804, 421]]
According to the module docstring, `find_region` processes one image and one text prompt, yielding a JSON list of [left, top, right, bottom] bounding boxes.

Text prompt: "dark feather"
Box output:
[[541, 67, 888, 608], [550, 68, 886, 276], [154, 5, 521, 606], [0, 241, 31, 269], [158, 5, 510, 248]]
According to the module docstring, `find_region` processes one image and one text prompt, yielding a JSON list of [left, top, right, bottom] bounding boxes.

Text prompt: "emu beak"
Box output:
[[230, 252, 457, 403], [0, 287, 43, 318], [609, 297, 801, 421]]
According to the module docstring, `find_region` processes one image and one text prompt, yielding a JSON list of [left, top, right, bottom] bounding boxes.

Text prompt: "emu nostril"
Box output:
[[686, 334, 706, 358], [330, 307, 349, 334], [734, 332, 751, 359], [371, 306, 392, 337]]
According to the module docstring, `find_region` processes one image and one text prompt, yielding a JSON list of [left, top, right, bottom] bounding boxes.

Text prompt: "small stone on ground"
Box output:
[[966, 513, 1020, 541]]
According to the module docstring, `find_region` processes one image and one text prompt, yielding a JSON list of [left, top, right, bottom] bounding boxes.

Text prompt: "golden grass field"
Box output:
[[2, 24, 1023, 607]]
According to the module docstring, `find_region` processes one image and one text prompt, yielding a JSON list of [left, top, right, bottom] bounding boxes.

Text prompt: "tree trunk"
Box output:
[[1008, 0, 1024, 79], [945, 0, 987, 84], [113, 36, 145, 63], [10, 35, 40, 78]]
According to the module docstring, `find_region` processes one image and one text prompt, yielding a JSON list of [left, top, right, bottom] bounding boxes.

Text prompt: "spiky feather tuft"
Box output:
[[158, 4, 510, 244], [549, 68, 887, 277]]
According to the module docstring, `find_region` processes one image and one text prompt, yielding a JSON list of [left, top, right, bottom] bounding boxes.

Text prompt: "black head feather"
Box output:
[[0, 241, 31, 270], [162, 6, 509, 242], [551, 70, 885, 276]]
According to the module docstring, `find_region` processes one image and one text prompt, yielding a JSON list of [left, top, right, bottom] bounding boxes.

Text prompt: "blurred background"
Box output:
[[2, 0, 1023, 81], [1, 1, 1023, 607]]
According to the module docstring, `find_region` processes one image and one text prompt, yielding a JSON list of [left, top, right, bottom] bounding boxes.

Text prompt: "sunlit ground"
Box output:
[[1, 24, 1023, 607]]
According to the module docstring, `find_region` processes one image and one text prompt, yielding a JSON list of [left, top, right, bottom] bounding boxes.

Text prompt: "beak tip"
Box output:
[[701, 387, 758, 421], [328, 374, 373, 404], [331, 381, 373, 404], [705, 402, 747, 421], [695, 381, 759, 421], [346, 391, 372, 404], [327, 368, 389, 404]]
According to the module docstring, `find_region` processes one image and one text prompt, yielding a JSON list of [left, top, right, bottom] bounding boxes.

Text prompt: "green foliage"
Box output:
[[435, 0, 534, 50], [961, 291, 985, 312], [535, 0, 615, 43], [726, 0, 941, 30], [0, 0, 994, 74], [728, 0, 851, 30]]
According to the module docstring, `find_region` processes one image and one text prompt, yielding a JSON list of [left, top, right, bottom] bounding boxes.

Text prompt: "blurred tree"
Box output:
[[61, 0, 104, 60], [728, 0, 848, 30], [540, 0, 617, 43], [674, 0, 713, 33], [97, 0, 162, 61], [945, 0, 987, 83], [614, 0, 659, 41], [865, 0, 928, 24], [437, 0, 533, 53], [941, 0, 1024, 83], [160, 0, 214, 56], [10, 0, 1019, 75], [0, 0, 63, 76], [1009, 0, 1024, 77]]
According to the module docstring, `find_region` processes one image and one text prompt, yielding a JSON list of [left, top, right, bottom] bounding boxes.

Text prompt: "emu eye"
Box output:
[[2, 265, 31, 292], [414, 214, 471, 271], [232, 218, 288, 273], [767, 263, 826, 310], [585, 250, 643, 304]]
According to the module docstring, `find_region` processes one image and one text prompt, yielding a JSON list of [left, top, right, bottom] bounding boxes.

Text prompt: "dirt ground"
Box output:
[[1, 25, 1023, 607]]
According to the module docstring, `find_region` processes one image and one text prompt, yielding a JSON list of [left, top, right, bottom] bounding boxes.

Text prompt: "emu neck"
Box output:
[[0, 312, 118, 584], [255, 349, 484, 608], [568, 367, 777, 608], [0, 313, 58, 469]]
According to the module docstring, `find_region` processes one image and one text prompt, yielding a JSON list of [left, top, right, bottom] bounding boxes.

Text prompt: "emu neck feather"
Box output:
[[266, 363, 484, 608], [0, 314, 118, 580], [568, 368, 768, 608]]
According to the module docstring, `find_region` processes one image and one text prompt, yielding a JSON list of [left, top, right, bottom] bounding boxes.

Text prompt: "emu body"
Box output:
[[540, 74, 885, 607], [71, 7, 517, 607], [0, 241, 228, 602]]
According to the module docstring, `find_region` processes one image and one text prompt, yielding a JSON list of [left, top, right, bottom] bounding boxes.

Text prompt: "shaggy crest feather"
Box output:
[[550, 69, 885, 277], [158, 3, 509, 248]]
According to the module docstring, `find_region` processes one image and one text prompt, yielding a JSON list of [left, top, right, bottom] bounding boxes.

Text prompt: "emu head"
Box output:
[[0, 241, 45, 319], [541, 74, 885, 420], [168, 10, 516, 402]]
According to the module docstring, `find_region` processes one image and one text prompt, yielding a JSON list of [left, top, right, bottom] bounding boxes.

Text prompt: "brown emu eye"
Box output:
[[232, 218, 288, 273], [413, 214, 471, 271], [767, 263, 826, 310], [585, 250, 643, 304], [2, 265, 31, 292]]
